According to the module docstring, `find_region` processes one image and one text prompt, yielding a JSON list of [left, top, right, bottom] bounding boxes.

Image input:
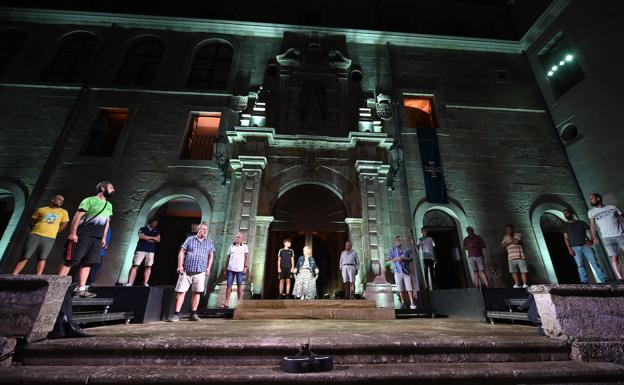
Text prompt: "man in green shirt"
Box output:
[[58, 181, 114, 298]]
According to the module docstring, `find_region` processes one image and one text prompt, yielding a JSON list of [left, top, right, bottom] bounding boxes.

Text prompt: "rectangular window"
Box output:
[[181, 112, 221, 160], [82, 108, 128, 156], [403, 96, 436, 128], [539, 34, 584, 98]]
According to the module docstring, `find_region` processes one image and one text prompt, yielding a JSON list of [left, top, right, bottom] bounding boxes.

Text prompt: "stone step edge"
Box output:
[[233, 308, 395, 320], [3, 361, 624, 384]]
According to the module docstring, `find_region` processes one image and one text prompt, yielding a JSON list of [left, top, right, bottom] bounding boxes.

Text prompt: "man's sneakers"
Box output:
[[513, 284, 521, 288], [168, 314, 180, 322], [189, 313, 201, 321], [513, 284, 529, 289], [75, 290, 97, 298], [409, 303, 417, 310], [522, 284, 529, 289]]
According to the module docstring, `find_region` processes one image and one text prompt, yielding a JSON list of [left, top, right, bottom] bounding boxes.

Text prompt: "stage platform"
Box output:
[[5, 319, 624, 384], [233, 299, 395, 320]]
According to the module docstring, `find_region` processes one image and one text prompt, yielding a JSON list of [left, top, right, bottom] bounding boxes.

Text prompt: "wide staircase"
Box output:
[[233, 299, 395, 320], [3, 318, 624, 384]]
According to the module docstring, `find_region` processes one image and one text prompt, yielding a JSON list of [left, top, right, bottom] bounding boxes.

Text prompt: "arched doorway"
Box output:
[[423, 209, 467, 289], [144, 197, 202, 286], [540, 212, 580, 284], [264, 184, 348, 299], [0, 182, 26, 266], [0, 191, 14, 241]]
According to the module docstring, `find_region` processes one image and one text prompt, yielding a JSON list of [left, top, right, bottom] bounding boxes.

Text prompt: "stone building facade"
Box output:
[[0, 0, 615, 302]]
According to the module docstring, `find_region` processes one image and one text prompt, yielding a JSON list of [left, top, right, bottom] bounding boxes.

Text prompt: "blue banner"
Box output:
[[416, 128, 448, 203]]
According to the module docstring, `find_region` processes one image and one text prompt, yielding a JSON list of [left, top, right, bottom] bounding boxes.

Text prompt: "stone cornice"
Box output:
[[1, 6, 521, 53], [226, 127, 394, 150], [355, 160, 391, 177], [519, 0, 571, 51]]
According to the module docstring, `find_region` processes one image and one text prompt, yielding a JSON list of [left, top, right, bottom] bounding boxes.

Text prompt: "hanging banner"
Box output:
[[416, 127, 448, 204]]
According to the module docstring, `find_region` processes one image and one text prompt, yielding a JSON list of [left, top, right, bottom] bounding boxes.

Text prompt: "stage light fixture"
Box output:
[[565, 54, 573, 62]]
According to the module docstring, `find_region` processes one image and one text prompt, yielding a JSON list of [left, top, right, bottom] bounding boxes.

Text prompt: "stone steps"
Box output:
[[19, 334, 571, 366], [233, 299, 395, 320], [3, 361, 624, 384]]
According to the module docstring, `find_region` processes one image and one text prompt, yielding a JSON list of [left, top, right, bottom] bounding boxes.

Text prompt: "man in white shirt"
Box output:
[[589, 193, 624, 281], [222, 232, 250, 308], [416, 227, 436, 290], [339, 241, 359, 299]]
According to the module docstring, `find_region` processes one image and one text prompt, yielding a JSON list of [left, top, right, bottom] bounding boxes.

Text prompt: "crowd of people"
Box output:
[[9, 180, 624, 316]]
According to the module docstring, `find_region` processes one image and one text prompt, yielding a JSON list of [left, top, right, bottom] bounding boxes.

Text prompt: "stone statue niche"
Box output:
[[261, 32, 364, 137]]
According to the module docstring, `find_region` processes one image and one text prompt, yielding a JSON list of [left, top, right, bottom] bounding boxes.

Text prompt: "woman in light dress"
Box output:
[[292, 246, 319, 300]]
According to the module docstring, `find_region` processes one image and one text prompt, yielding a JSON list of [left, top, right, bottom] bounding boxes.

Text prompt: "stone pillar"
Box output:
[[250, 215, 274, 295], [345, 217, 364, 294], [355, 160, 394, 308], [209, 156, 267, 308]]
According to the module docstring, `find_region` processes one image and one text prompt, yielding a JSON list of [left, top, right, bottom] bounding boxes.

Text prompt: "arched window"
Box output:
[[115, 38, 164, 86], [0, 28, 27, 76], [42, 32, 98, 83], [187, 43, 232, 90]]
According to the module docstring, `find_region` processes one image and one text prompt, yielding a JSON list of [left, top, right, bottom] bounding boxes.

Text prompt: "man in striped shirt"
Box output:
[[501, 224, 528, 288]]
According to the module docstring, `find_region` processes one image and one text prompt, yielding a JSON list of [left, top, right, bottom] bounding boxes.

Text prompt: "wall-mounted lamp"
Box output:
[[214, 135, 229, 185], [387, 139, 404, 191]]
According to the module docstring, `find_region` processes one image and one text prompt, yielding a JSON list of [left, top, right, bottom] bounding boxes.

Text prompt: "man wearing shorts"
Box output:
[[387, 236, 416, 309], [221, 232, 249, 308], [58, 182, 114, 298], [501, 224, 528, 288], [169, 223, 214, 322], [126, 218, 160, 286], [589, 193, 624, 281], [339, 241, 359, 299], [11, 195, 69, 275], [463, 226, 489, 288]]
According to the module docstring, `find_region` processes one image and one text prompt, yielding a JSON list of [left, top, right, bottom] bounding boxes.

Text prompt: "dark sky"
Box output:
[[0, 0, 553, 40]]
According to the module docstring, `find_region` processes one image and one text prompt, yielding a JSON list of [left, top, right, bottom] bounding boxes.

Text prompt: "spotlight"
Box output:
[[565, 54, 573, 62], [551, 65, 558, 71], [559, 61, 564, 65], [547, 71, 554, 76]]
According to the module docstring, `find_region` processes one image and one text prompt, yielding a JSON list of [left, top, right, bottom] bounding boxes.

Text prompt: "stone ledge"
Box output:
[[530, 284, 624, 297]]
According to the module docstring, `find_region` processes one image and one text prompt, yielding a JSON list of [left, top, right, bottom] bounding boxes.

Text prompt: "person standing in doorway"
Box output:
[[562, 208, 606, 284], [588, 193, 624, 281], [12, 195, 69, 275], [388, 236, 417, 309], [339, 241, 359, 299], [501, 224, 528, 288], [463, 227, 489, 288], [168, 223, 214, 322], [417, 228, 436, 291], [127, 218, 161, 287], [221, 232, 249, 308], [277, 238, 295, 298], [58, 182, 114, 298], [293, 246, 319, 300]]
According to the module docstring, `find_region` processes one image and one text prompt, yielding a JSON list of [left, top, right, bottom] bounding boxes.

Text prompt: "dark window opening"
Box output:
[[82, 108, 128, 157], [187, 43, 232, 90], [0, 193, 14, 240], [115, 38, 164, 87], [181, 112, 221, 160], [0, 28, 27, 77], [403, 96, 436, 128], [42, 32, 98, 83], [539, 35, 584, 98]]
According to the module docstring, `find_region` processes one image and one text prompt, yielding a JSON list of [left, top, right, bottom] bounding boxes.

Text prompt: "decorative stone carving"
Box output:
[[375, 93, 393, 121], [229, 95, 249, 113]]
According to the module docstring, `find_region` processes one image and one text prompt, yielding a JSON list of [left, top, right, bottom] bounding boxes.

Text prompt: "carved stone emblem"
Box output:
[[375, 93, 393, 120], [229, 95, 249, 113]]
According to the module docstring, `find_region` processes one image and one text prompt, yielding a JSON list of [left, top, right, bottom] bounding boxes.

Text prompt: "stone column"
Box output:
[[209, 156, 267, 308], [250, 215, 274, 295], [345, 217, 364, 294], [355, 160, 394, 308]]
